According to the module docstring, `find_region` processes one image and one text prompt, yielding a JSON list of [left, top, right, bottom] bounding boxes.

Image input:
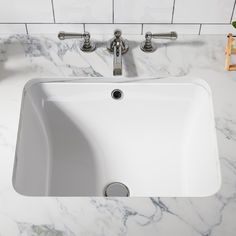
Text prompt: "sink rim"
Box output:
[[22, 76, 213, 97]]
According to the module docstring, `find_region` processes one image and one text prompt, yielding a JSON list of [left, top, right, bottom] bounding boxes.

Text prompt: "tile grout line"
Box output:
[[141, 24, 143, 35], [198, 24, 202, 35], [112, 0, 115, 23], [51, 0, 56, 23], [0, 22, 233, 25], [171, 0, 176, 23], [25, 24, 29, 34], [83, 23, 85, 33]]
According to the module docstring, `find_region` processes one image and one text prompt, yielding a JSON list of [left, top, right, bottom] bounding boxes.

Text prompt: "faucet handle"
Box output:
[[141, 31, 178, 52], [58, 31, 96, 52], [151, 31, 178, 40]]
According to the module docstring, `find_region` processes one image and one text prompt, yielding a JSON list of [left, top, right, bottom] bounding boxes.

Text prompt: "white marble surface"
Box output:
[[0, 34, 236, 235]]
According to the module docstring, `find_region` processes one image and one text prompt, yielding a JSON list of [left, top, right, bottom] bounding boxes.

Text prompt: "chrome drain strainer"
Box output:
[[104, 182, 130, 197]]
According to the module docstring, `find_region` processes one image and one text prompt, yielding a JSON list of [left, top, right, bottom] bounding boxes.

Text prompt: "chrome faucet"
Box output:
[[141, 31, 178, 52], [107, 30, 129, 76], [58, 31, 96, 52]]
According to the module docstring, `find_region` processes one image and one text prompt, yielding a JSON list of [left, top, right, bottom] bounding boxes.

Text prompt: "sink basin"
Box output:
[[13, 78, 221, 197]]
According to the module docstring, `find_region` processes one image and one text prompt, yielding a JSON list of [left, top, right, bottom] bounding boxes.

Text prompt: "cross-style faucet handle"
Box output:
[[58, 31, 96, 52], [141, 31, 178, 52]]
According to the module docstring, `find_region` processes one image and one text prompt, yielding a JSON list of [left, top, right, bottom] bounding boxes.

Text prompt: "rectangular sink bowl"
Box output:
[[13, 78, 221, 197]]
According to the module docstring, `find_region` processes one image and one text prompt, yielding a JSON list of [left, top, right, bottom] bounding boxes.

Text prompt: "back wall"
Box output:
[[0, 0, 235, 35]]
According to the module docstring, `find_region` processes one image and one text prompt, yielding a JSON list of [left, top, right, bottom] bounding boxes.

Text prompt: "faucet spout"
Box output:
[[113, 41, 122, 76], [107, 30, 129, 76]]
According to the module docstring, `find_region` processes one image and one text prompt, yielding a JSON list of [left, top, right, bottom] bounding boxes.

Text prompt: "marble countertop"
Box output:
[[0, 34, 236, 236]]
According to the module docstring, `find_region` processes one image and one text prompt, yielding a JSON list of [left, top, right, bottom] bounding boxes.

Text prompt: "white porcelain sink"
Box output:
[[13, 78, 221, 197]]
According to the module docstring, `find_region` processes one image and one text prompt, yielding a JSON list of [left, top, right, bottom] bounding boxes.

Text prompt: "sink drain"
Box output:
[[111, 89, 123, 100], [104, 182, 130, 197]]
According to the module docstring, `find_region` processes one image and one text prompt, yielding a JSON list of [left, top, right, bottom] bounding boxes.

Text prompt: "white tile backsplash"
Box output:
[[0, 0, 53, 23], [53, 0, 112, 23], [27, 24, 84, 34], [143, 24, 200, 35], [85, 24, 142, 35], [0, 24, 26, 34], [201, 24, 235, 34], [0, 0, 236, 35], [114, 0, 174, 23], [173, 0, 235, 23]]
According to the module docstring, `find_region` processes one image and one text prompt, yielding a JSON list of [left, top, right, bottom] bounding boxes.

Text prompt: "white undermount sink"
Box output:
[[13, 78, 221, 197]]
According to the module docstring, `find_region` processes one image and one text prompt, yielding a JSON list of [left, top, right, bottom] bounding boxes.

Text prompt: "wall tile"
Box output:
[[173, 0, 235, 23], [114, 0, 174, 23], [0, 0, 235, 35], [201, 24, 234, 34], [143, 24, 200, 35], [85, 24, 142, 35], [53, 0, 112, 23], [27, 24, 84, 34], [0, 24, 26, 34], [0, 0, 53, 23]]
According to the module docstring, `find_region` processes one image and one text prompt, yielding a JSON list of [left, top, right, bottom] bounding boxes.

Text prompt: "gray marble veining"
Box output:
[[0, 34, 236, 235]]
